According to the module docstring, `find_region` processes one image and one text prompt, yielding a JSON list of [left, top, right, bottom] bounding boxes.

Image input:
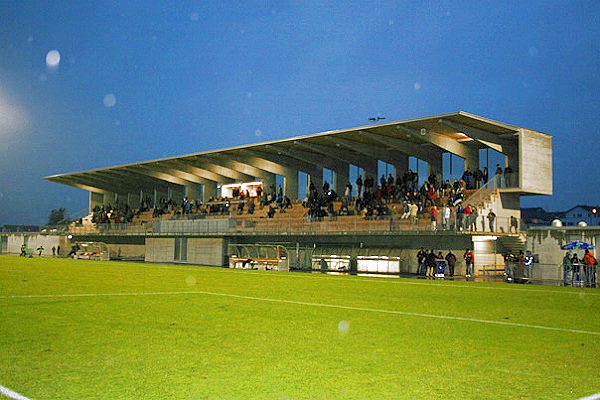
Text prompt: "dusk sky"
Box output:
[[1, 1, 599, 225]]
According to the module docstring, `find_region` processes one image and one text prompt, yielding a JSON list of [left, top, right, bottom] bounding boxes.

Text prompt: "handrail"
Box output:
[[63, 213, 524, 236], [462, 175, 501, 209]]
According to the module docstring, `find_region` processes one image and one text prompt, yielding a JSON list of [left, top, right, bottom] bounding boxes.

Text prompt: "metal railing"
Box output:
[[64, 213, 525, 236]]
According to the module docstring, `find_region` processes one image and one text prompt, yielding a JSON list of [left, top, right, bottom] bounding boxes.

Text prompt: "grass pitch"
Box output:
[[1, 255, 599, 399]]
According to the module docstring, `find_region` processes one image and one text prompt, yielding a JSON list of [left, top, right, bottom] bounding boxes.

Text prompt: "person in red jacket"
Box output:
[[431, 206, 438, 231], [463, 248, 475, 278], [583, 249, 597, 287]]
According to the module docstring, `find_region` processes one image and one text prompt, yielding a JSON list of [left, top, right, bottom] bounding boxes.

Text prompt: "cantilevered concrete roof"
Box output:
[[45, 111, 544, 195]]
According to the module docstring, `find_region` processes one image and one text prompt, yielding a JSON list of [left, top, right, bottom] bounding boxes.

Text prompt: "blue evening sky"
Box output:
[[0, 1, 599, 224]]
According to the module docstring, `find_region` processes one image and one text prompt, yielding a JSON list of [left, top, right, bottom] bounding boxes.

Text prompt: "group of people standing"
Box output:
[[416, 248, 475, 278], [424, 204, 498, 232], [19, 244, 61, 257], [562, 249, 597, 287]]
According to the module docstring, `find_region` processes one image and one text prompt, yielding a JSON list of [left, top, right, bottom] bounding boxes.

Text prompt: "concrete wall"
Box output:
[[5, 234, 64, 256], [519, 129, 552, 195], [145, 238, 175, 263], [107, 244, 145, 259], [145, 237, 224, 266], [527, 228, 600, 266], [187, 238, 225, 266]]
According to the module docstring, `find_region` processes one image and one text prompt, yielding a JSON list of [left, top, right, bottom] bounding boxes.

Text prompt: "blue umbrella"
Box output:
[[560, 240, 595, 250]]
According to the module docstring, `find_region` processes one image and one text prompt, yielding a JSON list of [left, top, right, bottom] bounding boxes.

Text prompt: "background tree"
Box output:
[[47, 208, 67, 225]]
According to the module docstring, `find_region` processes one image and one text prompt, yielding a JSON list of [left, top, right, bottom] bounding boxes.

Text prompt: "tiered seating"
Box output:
[[73, 195, 440, 235]]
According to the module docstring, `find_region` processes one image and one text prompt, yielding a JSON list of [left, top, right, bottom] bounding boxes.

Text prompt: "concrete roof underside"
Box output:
[[45, 111, 537, 194]]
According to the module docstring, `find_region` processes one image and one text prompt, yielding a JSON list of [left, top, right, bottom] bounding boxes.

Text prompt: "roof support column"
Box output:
[[283, 168, 299, 200], [127, 192, 141, 209], [464, 146, 479, 173], [89, 192, 104, 212], [425, 152, 443, 180], [334, 162, 349, 195], [307, 167, 323, 194], [260, 173, 276, 194], [203, 182, 218, 202], [102, 191, 118, 207], [393, 155, 409, 180], [155, 188, 168, 205], [185, 183, 201, 201], [504, 142, 519, 187], [360, 159, 378, 184], [140, 189, 151, 207], [170, 186, 185, 204]]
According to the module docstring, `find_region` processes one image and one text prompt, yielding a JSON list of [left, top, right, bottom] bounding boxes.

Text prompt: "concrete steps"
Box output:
[[498, 234, 527, 255]]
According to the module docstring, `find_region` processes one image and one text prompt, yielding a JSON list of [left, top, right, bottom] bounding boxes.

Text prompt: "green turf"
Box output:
[[1, 255, 599, 399]]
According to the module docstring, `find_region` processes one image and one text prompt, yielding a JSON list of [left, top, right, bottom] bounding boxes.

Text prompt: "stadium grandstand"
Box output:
[[35, 111, 552, 276]]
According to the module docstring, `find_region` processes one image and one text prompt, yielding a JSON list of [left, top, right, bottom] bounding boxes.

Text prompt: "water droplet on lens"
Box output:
[[103, 93, 117, 108], [46, 50, 61, 67]]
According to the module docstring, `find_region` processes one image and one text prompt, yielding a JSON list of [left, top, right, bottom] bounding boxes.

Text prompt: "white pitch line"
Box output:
[[131, 263, 600, 297], [0, 385, 30, 400], [4, 256, 598, 297], [579, 393, 600, 400], [2, 289, 600, 336]]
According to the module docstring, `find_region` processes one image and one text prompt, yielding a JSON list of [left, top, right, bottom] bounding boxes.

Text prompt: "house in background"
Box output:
[[562, 205, 600, 226], [521, 207, 564, 226], [522, 205, 600, 227]]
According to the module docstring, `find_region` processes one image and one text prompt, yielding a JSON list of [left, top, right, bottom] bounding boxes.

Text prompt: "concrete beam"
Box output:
[[438, 119, 508, 153], [233, 149, 292, 176], [390, 126, 470, 159], [208, 154, 274, 179], [86, 172, 154, 194], [364, 130, 435, 161], [294, 141, 368, 168], [265, 144, 338, 172], [122, 165, 187, 187], [55, 175, 132, 198], [325, 136, 419, 166], [160, 159, 231, 183], [98, 169, 170, 191], [185, 157, 254, 181], [51, 176, 108, 195]]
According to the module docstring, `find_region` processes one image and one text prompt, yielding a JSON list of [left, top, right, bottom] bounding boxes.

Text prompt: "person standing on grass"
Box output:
[[463, 248, 474, 278], [36, 245, 44, 256], [445, 250, 457, 277], [571, 253, 581, 285], [426, 249, 437, 278], [319, 258, 328, 273], [417, 248, 427, 276], [52, 246, 56, 256], [583, 249, 597, 288], [436, 251, 445, 276], [562, 251, 572, 286]]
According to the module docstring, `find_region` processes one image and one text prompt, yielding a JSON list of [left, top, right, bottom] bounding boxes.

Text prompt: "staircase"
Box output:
[[498, 234, 527, 255]]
